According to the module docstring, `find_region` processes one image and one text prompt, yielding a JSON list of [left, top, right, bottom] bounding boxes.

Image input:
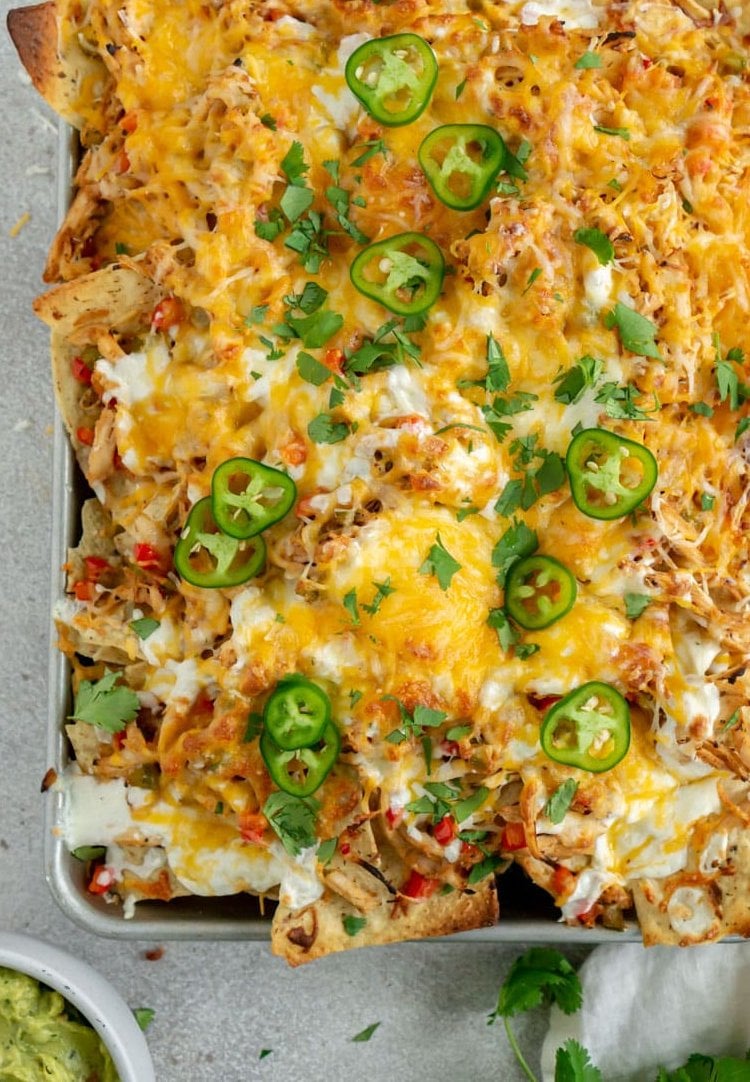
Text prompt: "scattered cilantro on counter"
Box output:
[[352, 1022, 381, 1043]]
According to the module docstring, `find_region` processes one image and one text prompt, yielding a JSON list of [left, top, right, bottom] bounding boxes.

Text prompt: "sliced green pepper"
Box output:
[[566, 428, 657, 520], [350, 232, 445, 315], [211, 457, 296, 540], [505, 555, 577, 630], [261, 722, 340, 797], [418, 125, 505, 210], [345, 34, 438, 127], [174, 498, 265, 589], [540, 681, 631, 773], [264, 676, 331, 751]]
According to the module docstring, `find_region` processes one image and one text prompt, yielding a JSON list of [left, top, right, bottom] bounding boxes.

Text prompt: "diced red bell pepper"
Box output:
[[71, 356, 93, 384], [500, 821, 527, 852], [433, 815, 456, 846], [88, 866, 115, 894], [151, 297, 185, 332], [385, 806, 403, 829], [84, 555, 109, 582], [76, 426, 95, 446], [552, 864, 576, 899], [402, 869, 439, 900], [133, 543, 168, 573], [74, 581, 94, 602], [238, 811, 267, 844]]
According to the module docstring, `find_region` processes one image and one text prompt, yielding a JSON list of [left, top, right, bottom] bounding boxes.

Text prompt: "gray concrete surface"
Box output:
[[0, 6, 586, 1078]]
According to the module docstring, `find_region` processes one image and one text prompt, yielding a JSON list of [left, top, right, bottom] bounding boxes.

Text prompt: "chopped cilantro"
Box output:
[[522, 267, 542, 295], [492, 520, 538, 588], [243, 713, 263, 742], [446, 724, 473, 741], [285, 309, 343, 349], [71, 846, 106, 862], [701, 492, 715, 511], [280, 184, 313, 223], [68, 670, 139, 734], [455, 78, 468, 99], [604, 302, 662, 359], [296, 351, 331, 386], [362, 578, 395, 615], [594, 124, 630, 140], [553, 355, 603, 405], [573, 227, 614, 266], [544, 779, 578, 824], [352, 1023, 380, 1043], [352, 138, 388, 166], [246, 304, 269, 326], [262, 791, 319, 856], [259, 1049, 273, 1060], [419, 534, 462, 590], [594, 381, 660, 421], [307, 413, 349, 444], [260, 113, 277, 130], [317, 837, 337, 865], [467, 854, 504, 885], [129, 617, 160, 640], [133, 1008, 155, 1032], [690, 402, 714, 417], [343, 589, 360, 626], [624, 593, 651, 619], [343, 914, 367, 937], [457, 505, 480, 522], [280, 141, 309, 186], [575, 51, 602, 69]]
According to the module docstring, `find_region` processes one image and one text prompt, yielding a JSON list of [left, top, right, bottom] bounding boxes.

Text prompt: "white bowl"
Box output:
[[0, 931, 155, 1082]]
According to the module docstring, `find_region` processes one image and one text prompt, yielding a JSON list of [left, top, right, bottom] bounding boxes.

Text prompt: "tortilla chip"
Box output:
[[634, 822, 750, 946], [272, 880, 498, 965], [272, 822, 499, 964], [34, 264, 161, 344], [7, 1, 105, 129]]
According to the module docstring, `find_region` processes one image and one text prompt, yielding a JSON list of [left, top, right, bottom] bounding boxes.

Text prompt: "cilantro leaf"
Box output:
[[573, 227, 614, 266], [486, 333, 510, 392], [280, 141, 309, 186], [492, 520, 538, 588], [523, 267, 542, 295], [246, 304, 268, 326], [413, 705, 447, 729], [467, 853, 504, 885], [574, 51, 602, 69], [352, 1023, 380, 1043], [69, 670, 140, 733], [243, 712, 263, 742], [362, 578, 395, 616], [655, 1053, 750, 1082], [133, 1008, 155, 1032], [308, 413, 349, 444], [260, 113, 277, 130], [624, 592, 651, 619], [544, 780, 578, 825], [259, 1049, 273, 1060], [419, 534, 462, 590], [296, 351, 331, 386], [352, 138, 388, 166], [262, 791, 319, 856], [343, 588, 360, 626], [492, 947, 583, 1020], [594, 381, 660, 421], [453, 785, 488, 824], [288, 282, 328, 314], [495, 479, 523, 517], [255, 215, 284, 242], [455, 78, 467, 99], [594, 124, 630, 140], [553, 356, 603, 405], [280, 184, 314, 223], [555, 1039, 603, 1082], [342, 914, 367, 937], [71, 845, 106, 862], [317, 837, 337, 865], [488, 608, 518, 652], [604, 302, 662, 359], [286, 309, 343, 349], [129, 617, 160, 640]]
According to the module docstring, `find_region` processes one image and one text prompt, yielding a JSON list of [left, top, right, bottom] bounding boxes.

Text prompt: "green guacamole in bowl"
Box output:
[[0, 966, 119, 1082]]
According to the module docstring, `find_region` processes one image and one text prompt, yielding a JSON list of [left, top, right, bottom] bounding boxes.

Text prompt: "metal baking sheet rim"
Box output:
[[44, 120, 641, 944]]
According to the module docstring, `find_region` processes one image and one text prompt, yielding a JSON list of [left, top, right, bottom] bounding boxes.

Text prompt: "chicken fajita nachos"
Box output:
[[11, 0, 750, 961]]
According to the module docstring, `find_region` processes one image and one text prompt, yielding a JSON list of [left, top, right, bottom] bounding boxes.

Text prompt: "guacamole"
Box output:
[[0, 966, 119, 1082]]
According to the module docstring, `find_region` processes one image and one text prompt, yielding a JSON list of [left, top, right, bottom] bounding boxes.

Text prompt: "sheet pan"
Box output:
[[43, 121, 641, 943]]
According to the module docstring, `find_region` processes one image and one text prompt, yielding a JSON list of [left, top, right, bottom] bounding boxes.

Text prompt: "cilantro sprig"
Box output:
[[419, 534, 462, 590], [262, 791, 319, 856], [69, 670, 140, 734]]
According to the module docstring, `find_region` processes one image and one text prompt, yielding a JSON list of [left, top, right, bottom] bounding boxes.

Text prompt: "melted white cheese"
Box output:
[[520, 0, 600, 28], [667, 886, 717, 939]]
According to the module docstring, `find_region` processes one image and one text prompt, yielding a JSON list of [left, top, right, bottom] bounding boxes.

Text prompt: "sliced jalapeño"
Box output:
[[418, 125, 505, 210], [211, 457, 296, 540], [345, 34, 438, 127], [174, 497, 265, 589], [505, 555, 577, 630], [540, 681, 631, 773], [566, 428, 657, 520], [264, 676, 332, 751], [350, 232, 445, 315]]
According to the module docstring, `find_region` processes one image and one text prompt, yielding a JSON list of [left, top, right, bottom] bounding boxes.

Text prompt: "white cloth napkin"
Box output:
[[541, 943, 750, 1081]]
